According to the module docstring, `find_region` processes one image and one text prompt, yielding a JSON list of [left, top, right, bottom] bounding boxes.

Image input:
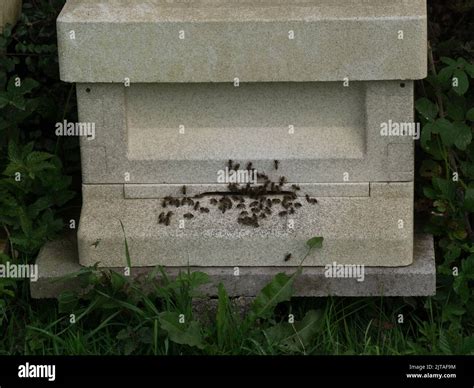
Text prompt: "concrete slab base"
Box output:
[[30, 233, 436, 299]]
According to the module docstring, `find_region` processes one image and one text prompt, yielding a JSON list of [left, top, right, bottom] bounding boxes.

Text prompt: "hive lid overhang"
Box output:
[[57, 0, 427, 83]]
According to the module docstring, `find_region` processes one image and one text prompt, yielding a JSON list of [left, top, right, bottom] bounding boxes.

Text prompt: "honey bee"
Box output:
[[305, 194, 318, 204], [284, 253, 292, 262], [272, 198, 281, 204], [251, 214, 259, 228], [292, 184, 301, 191], [184, 213, 194, 219], [210, 198, 218, 205], [194, 201, 200, 210], [164, 211, 173, 226], [182, 185, 187, 195], [246, 162, 253, 171], [91, 239, 101, 248], [279, 176, 286, 186], [158, 212, 166, 224], [274, 160, 279, 170], [294, 202, 302, 208], [228, 159, 233, 169], [200, 207, 210, 213], [236, 203, 246, 209], [279, 211, 288, 217]]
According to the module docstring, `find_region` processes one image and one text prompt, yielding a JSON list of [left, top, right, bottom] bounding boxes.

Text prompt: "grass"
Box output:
[[0, 263, 472, 356]]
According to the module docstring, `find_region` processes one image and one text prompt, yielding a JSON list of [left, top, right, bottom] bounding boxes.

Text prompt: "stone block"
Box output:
[[57, 0, 427, 82], [30, 233, 436, 299], [77, 182, 413, 267], [0, 0, 22, 30]]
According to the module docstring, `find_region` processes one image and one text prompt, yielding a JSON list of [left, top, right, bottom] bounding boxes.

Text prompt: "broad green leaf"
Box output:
[[464, 63, 474, 78], [464, 188, 474, 212], [416, 98, 438, 121], [10, 78, 39, 96], [18, 207, 33, 236], [462, 255, 474, 277], [446, 100, 465, 121], [7, 141, 21, 163], [440, 57, 457, 66], [453, 122, 472, 150], [158, 312, 205, 349], [420, 122, 435, 150], [110, 271, 127, 291], [25, 151, 53, 165], [423, 186, 437, 200], [248, 271, 298, 321], [466, 108, 474, 121], [441, 303, 465, 323], [437, 66, 454, 86], [306, 236, 324, 249], [453, 275, 470, 303], [435, 118, 455, 147], [20, 142, 35, 159], [264, 310, 323, 352], [27, 196, 54, 218], [432, 177, 456, 202], [10, 94, 26, 110], [452, 69, 469, 95]]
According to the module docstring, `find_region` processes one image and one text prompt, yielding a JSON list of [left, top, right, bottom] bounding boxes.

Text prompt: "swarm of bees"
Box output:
[[157, 160, 318, 227], [158, 211, 173, 226]]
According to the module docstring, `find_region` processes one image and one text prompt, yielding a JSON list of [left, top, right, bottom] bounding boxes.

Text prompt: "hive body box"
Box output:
[[57, 0, 427, 268]]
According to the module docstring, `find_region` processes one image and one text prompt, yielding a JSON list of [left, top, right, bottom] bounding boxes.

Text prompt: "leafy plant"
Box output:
[[416, 48, 474, 336], [0, 141, 74, 255], [0, 1, 77, 258]]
